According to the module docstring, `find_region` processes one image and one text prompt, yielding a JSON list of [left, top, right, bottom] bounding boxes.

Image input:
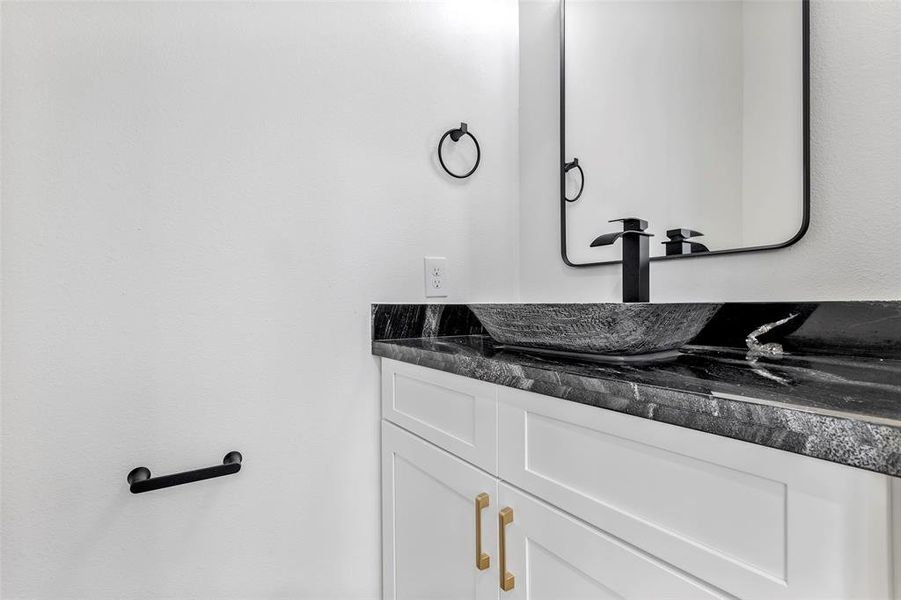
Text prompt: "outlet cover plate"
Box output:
[[424, 257, 448, 298]]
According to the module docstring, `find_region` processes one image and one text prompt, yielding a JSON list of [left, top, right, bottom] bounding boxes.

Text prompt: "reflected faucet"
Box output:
[[590, 218, 654, 303], [662, 228, 709, 256]]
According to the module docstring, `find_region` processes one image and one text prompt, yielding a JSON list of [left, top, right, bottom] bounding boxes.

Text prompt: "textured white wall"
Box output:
[[0, 1, 519, 598], [520, 0, 901, 302]]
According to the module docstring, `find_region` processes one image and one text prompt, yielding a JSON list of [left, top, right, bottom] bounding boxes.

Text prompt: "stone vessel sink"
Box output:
[[467, 303, 723, 356]]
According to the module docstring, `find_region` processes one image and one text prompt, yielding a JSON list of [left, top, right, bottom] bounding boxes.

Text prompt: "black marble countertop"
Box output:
[[371, 304, 901, 477]]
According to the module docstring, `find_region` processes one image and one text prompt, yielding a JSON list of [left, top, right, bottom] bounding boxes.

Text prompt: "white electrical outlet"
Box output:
[[424, 257, 448, 298]]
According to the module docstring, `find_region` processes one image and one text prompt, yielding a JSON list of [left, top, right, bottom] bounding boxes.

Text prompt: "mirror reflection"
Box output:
[[563, 0, 808, 263]]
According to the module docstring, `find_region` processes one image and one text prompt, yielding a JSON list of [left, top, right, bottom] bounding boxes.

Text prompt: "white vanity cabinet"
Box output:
[[380, 358, 899, 600]]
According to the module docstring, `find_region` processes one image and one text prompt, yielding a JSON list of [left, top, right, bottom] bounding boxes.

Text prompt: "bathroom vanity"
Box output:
[[374, 303, 901, 600]]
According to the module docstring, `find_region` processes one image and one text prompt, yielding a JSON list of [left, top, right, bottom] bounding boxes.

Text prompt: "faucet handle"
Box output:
[[609, 217, 649, 231], [665, 228, 703, 241]]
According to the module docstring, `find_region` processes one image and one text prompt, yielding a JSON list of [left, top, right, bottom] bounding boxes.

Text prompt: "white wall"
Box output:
[[0, 1, 519, 598], [520, 0, 901, 302]]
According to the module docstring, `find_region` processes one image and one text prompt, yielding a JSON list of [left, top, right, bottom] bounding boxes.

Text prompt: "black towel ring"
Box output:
[[438, 122, 481, 179], [564, 158, 584, 202]]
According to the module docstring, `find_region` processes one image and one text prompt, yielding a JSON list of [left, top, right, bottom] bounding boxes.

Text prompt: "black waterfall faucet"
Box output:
[[590, 218, 654, 303]]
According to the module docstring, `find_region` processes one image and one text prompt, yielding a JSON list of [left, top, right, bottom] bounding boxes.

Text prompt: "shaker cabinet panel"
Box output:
[[382, 358, 497, 473], [382, 421, 499, 600]]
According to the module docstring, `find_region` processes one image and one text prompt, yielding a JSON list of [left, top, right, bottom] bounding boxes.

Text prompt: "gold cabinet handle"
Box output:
[[499, 507, 515, 591], [475, 493, 490, 570]]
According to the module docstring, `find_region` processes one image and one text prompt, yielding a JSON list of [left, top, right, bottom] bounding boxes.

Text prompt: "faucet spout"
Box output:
[[590, 218, 654, 303], [589, 230, 652, 248]]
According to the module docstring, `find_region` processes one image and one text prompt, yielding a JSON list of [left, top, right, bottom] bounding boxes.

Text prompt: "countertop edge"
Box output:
[[372, 340, 901, 478]]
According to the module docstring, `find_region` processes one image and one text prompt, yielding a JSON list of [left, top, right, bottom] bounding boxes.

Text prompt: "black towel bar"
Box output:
[[127, 451, 242, 494]]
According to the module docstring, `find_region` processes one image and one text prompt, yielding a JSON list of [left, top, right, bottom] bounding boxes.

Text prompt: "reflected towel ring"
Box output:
[[564, 158, 584, 202], [438, 122, 481, 179]]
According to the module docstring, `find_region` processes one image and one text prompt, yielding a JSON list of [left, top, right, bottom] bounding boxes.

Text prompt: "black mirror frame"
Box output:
[[559, 0, 810, 267]]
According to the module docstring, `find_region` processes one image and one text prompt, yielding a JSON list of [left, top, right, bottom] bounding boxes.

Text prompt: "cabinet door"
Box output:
[[496, 483, 727, 600], [382, 421, 499, 600]]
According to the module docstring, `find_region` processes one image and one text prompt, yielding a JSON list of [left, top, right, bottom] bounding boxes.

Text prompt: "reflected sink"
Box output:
[[467, 303, 722, 356]]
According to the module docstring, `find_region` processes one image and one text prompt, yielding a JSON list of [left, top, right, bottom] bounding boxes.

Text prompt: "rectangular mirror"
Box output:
[[561, 0, 809, 265]]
